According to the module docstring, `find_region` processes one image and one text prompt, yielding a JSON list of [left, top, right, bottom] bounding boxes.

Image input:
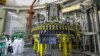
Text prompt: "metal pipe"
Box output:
[[93, 4, 100, 53], [28, 0, 36, 38], [90, 10, 97, 53], [85, 10, 95, 52], [1, 5, 45, 10]]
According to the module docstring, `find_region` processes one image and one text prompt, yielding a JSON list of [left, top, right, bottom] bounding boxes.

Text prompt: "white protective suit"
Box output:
[[18, 38, 24, 54], [12, 37, 19, 55], [5, 38, 12, 47], [5, 38, 12, 55]]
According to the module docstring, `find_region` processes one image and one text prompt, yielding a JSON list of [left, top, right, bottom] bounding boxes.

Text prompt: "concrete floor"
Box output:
[[7, 48, 38, 56], [7, 48, 89, 56]]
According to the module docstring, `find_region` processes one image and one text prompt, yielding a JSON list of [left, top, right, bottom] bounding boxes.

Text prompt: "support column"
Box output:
[[40, 44, 43, 56], [37, 42, 40, 53], [62, 35, 67, 56], [59, 42, 62, 51], [33, 42, 36, 51], [69, 42, 72, 56]]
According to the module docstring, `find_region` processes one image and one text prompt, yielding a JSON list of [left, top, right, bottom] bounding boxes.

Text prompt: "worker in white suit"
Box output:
[[18, 36, 24, 54], [5, 35, 12, 55], [12, 37, 19, 55]]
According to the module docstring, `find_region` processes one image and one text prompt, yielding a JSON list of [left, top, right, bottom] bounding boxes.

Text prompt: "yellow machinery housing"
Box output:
[[32, 23, 80, 56], [32, 3, 81, 56]]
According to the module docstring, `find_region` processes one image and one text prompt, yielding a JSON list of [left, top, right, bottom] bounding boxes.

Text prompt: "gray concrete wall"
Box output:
[[5, 9, 46, 35], [5, 11, 27, 35], [0, 9, 6, 35]]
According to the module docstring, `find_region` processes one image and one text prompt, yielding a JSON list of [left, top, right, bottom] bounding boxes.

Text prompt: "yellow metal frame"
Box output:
[[33, 33, 80, 56], [32, 22, 80, 56], [57, 34, 73, 56]]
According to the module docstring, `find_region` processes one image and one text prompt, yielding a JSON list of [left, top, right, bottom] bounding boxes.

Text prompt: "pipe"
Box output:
[[93, 4, 100, 53], [1, 5, 45, 10], [28, 0, 36, 38]]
